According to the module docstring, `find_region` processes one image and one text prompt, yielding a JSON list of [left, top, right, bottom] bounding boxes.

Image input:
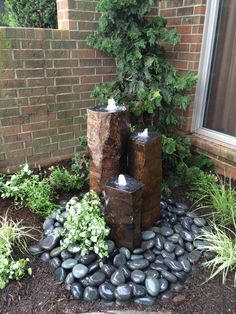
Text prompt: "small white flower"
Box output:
[[22, 163, 29, 173]]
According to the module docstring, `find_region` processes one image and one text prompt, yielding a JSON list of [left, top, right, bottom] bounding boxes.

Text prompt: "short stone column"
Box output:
[[87, 107, 130, 194], [104, 175, 143, 250], [128, 132, 162, 230]]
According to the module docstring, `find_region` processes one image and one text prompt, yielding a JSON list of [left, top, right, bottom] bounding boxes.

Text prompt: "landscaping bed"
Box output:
[[0, 187, 235, 314]]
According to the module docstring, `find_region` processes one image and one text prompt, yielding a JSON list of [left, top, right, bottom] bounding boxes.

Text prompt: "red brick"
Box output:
[[30, 112, 56, 123], [45, 50, 70, 59], [18, 88, 46, 97], [1, 79, 26, 89], [30, 95, 56, 106], [2, 69, 15, 79], [167, 17, 182, 26], [72, 50, 96, 58], [25, 60, 50, 68], [50, 118, 73, 128], [1, 116, 30, 127], [174, 43, 190, 52], [7, 148, 33, 159], [78, 21, 98, 31], [73, 67, 95, 76], [175, 25, 192, 34], [181, 34, 202, 43], [32, 128, 57, 139], [96, 67, 116, 74], [177, 6, 194, 16], [81, 75, 103, 84], [74, 84, 95, 93], [160, 8, 177, 17], [194, 5, 206, 15], [56, 77, 80, 85], [48, 86, 73, 94], [56, 93, 79, 103], [16, 69, 44, 78], [54, 59, 78, 68], [177, 52, 200, 61], [27, 78, 54, 87], [22, 122, 48, 132], [4, 133, 31, 143], [14, 50, 44, 59], [190, 44, 202, 52], [47, 68, 72, 77]]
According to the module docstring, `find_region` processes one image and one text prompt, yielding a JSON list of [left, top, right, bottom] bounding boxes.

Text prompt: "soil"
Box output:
[[0, 177, 235, 314]]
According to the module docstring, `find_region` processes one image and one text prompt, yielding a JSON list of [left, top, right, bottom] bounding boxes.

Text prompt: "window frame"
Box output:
[[191, 0, 236, 147]]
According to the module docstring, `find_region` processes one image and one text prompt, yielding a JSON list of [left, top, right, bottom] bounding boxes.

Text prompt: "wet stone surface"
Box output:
[[33, 196, 208, 305]]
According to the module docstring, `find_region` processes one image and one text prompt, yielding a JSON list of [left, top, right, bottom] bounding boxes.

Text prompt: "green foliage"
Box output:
[[1, 164, 55, 217], [189, 174, 236, 227], [87, 0, 201, 189], [208, 178, 236, 227], [22, 176, 56, 217], [71, 154, 90, 186], [49, 166, 83, 192], [0, 215, 34, 289], [1, 164, 33, 206], [2, 0, 57, 28], [87, 0, 197, 128], [79, 135, 88, 149], [0, 12, 9, 26], [198, 214, 236, 286], [61, 191, 110, 259]]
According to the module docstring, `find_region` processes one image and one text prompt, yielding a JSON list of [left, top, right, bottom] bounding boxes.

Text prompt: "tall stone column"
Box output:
[[87, 107, 130, 193], [128, 132, 162, 230]]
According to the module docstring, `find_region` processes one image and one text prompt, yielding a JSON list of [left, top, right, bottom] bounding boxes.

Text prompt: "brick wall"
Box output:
[[0, 22, 116, 173]]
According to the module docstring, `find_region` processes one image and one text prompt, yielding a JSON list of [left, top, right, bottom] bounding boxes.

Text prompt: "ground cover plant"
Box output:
[[59, 191, 110, 258], [0, 153, 89, 218], [0, 214, 35, 289]]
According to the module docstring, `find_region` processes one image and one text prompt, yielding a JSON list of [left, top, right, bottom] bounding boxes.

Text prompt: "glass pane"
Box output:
[[203, 0, 236, 137]]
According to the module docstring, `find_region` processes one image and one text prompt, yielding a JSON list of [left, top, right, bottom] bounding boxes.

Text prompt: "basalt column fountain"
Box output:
[[104, 174, 143, 250], [87, 99, 130, 193], [128, 129, 162, 230]]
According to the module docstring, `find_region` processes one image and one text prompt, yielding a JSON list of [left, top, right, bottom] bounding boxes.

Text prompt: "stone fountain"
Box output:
[[87, 99, 162, 250]]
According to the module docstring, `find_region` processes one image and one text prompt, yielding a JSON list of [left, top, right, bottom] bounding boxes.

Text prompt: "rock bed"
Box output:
[[29, 197, 209, 306]]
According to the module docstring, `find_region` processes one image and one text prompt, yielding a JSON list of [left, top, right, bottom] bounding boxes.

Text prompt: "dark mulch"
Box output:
[[0, 188, 235, 314]]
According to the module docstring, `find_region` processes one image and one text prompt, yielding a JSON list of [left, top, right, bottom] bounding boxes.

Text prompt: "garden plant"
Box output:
[[0, 0, 57, 28]]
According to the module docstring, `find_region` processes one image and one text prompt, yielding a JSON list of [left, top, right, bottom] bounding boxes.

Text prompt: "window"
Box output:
[[192, 0, 236, 146]]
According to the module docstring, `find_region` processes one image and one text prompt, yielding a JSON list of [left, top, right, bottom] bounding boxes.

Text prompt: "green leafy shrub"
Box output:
[[49, 166, 83, 192], [61, 191, 110, 258], [22, 176, 56, 217], [0, 215, 34, 289], [71, 154, 90, 186], [1, 0, 57, 28], [198, 213, 236, 285], [0, 12, 8, 26]]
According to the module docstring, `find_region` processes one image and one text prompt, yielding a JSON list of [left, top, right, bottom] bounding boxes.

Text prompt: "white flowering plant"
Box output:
[[61, 191, 110, 259], [1, 163, 32, 205]]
